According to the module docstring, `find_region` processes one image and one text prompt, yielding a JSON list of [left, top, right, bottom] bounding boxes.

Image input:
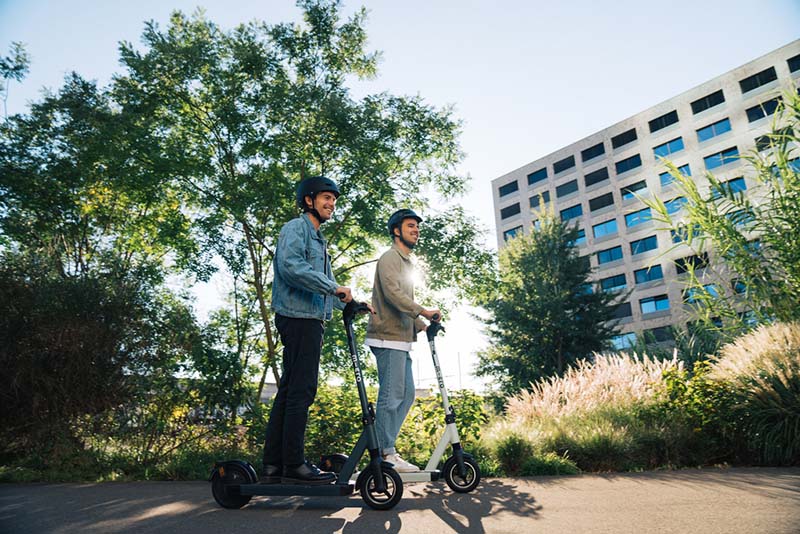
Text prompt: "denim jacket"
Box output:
[[271, 213, 344, 321]]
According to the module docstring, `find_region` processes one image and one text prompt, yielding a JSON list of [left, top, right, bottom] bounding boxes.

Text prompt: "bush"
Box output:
[[495, 433, 535, 475], [520, 452, 579, 476]]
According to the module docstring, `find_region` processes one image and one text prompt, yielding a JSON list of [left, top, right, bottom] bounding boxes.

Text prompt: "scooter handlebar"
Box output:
[[343, 300, 371, 325], [426, 320, 445, 341]]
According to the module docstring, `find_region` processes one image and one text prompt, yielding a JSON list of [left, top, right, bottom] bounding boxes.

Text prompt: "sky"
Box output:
[[2, 0, 799, 391]]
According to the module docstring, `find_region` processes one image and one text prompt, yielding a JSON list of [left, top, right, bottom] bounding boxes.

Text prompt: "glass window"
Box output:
[[569, 228, 586, 247], [529, 190, 550, 208], [613, 302, 633, 319], [616, 154, 642, 174], [696, 118, 732, 142], [660, 164, 691, 187], [584, 167, 610, 187], [691, 90, 725, 114], [499, 180, 519, 197], [589, 192, 615, 212], [621, 180, 647, 200], [611, 128, 638, 149], [527, 167, 548, 185], [554, 155, 576, 174], [704, 147, 739, 170], [789, 53, 800, 73], [710, 177, 746, 200], [597, 245, 623, 264], [746, 98, 781, 122], [671, 223, 700, 243], [684, 284, 720, 304], [653, 137, 685, 158], [500, 203, 521, 219], [739, 66, 777, 94], [611, 332, 636, 349], [648, 110, 679, 133], [592, 218, 618, 238], [503, 225, 523, 242], [560, 204, 583, 221], [556, 179, 579, 198], [631, 235, 658, 255], [634, 265, 663, 284], [625, 207, 651, 227], [600, 273, 627, 292], [665, 196, 687, 215], [675, 253, 709, 274], [581, 142, 605, 162], [644, 326, 674, 342], [640, 294, 670, 314], [732, 279, 747, 294]]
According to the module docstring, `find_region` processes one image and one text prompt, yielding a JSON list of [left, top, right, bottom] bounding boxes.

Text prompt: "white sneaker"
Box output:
[[383, 453, 420, 472]]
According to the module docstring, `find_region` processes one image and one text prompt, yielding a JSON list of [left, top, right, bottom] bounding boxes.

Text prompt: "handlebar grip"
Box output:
[[432, 313, 440, 321], [336, 292, 346, 299]]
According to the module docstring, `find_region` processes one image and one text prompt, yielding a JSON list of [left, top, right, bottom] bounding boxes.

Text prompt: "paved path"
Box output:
[[1, 467, 799, 533]]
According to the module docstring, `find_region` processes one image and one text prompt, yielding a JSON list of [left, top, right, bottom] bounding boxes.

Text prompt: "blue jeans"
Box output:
[[371, 347, 415, 455]]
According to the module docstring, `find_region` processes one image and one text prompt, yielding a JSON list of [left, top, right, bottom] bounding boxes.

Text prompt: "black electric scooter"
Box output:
[[210, 300, 404, 510]]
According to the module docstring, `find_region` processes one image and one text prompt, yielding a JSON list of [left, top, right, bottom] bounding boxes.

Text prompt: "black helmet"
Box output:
[[296, 176, 341, 210], [387, 208, 423, 237]]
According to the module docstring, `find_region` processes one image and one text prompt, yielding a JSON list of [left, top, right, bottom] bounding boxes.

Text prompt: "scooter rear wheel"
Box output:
[[211, 464, 252, 509], [360, 466, 403, 510], [443, 456, 481, 493]]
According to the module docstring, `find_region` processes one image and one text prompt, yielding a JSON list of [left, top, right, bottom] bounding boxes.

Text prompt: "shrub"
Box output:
[[520, 452, 580, 476], [495, 433, 535, 475]]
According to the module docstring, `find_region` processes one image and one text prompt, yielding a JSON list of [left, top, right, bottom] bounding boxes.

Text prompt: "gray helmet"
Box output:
[[387, 208, 423, 237], [296, 176, 340, 210]]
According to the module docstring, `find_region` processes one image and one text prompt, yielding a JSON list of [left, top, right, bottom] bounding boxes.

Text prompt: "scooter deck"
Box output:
[[397, 470, 441, 483], [236, 482, 355, 497]]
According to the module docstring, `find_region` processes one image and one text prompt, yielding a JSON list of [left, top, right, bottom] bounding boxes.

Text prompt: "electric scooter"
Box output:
[[321, 315, 481, 493], [210, 300, 404, 510]]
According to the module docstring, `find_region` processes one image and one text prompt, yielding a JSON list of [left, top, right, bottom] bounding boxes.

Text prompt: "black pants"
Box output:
[[263, 314, 325, 467]]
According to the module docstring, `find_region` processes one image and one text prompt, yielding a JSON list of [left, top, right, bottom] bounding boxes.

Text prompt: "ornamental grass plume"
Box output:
[[505, 353, 682, 423]]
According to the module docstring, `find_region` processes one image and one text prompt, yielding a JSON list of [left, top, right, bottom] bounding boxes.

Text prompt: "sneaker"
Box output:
[[383, 453, 420, 472]]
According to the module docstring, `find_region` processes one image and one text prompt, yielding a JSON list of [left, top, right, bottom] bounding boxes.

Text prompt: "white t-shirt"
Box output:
[[364, 337, 413, 352]]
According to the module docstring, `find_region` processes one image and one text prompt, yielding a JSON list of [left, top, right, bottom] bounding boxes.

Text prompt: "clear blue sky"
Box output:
[[2, 0, 799, 389]]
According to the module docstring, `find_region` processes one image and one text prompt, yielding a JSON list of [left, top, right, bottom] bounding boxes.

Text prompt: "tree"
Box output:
[[1, 41, 30, 118], [478, 211, 621, 397]]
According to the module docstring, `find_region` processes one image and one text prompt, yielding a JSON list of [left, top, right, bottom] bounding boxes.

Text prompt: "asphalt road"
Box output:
[[1, 467, 799, 534]]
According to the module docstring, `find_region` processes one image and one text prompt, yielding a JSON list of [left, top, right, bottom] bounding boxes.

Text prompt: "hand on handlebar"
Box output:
[[335, 287, 353, 303], [420, 308, 441, 322]]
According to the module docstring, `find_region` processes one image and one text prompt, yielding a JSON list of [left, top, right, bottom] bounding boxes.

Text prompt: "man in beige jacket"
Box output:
[[365, 208, 440, 472]]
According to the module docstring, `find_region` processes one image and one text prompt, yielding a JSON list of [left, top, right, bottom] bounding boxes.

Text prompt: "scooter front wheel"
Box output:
[[443, 456, 481, 493], [211, 464, 252, 509], [360, 466, 403, 510]]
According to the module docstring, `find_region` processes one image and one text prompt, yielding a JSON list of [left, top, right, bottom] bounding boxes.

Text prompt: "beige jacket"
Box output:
[[366, 244, 426, 343]]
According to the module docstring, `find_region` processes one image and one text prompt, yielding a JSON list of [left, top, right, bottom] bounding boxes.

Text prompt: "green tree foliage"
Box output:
[[478, 212, 621, 397], [645, 87, 800, 338], [1, 41, 30, 118]]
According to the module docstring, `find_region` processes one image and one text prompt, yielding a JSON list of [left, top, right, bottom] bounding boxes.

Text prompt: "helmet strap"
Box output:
[[304, 194, 327, 225], [394, 226, 416, 249]]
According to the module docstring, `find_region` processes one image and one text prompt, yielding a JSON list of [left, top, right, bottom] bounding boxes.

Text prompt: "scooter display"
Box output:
[[321, 314, 481, 493], [210, 300, 404, 510]]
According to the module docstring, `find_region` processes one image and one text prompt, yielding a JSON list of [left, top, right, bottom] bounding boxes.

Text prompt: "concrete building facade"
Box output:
[[491, 40, 800, 349]]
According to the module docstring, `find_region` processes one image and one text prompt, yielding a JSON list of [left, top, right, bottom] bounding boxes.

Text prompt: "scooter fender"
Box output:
[[355, 460, 395, 491], [209, 459, 258, 484]]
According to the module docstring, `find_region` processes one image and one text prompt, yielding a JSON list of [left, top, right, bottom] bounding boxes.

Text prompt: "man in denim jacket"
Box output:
[[262, 176, 355, 485]]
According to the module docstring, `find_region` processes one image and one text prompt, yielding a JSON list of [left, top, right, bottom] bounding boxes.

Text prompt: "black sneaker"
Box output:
[[259, 464, 281, 484], [281, 461, 336, 485]]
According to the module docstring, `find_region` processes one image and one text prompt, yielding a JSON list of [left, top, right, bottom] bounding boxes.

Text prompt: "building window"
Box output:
[[671, 223, 701, 243], [746, 97, 781, 122], [696, 118, 732, 142], [648, 110, 679, 133], [612, 128, 638, 149], [528, 168, 548, 185], [739, 66, 777, 94], [704, 146, 739, 170], [653, 137, 685, 158], [560, 204, 583, 221], [631, 235, 658, 255], [611, 332, 636, 349], [584, 167, 610, 187], [789, 53, 800, 73], [710, 177, 746, 200], [665, 196, 687, 215], [503, 225, 523, 242], [640, 294, 670, 314], [615, 154, 642, 175], [634, 265, 663, 284], [500, 203, 521, 219], [581, 142, 605, 162], [660, 163, 691, 187], [597, 245, 623, 264], [732, 279, 747, 294], [554, 155, 576, 174], [644, 326, 674, 342], [613, 302, 633, 320], [754, 127, 793, 151], [569, 228, 586, 247], [600, 273, 627, 292], [556, 179, 579, 198], [625, 207, 651, 227], [589, 192, 615, 212], [691, 89, 725, 114], [529, 190, 550, 208], [675, 253, 709, 274], [684, 284, 720, 304], [499, 180, 519, 197], [592, 218, 618, 238], [621, 182, 647, 204]]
